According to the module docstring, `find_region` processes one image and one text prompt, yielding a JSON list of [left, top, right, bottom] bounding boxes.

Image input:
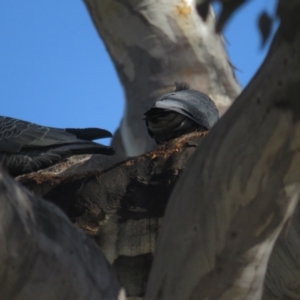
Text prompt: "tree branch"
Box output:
[[83, 0, 240, 155], [18, 132, 206, 297]]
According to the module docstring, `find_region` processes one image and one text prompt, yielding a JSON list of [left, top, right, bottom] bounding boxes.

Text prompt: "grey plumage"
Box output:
[[0, 116, 114, 176], [144, 83, 219, 144]]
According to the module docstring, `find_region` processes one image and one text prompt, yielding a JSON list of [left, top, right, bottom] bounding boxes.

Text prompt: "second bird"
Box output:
[[144, 83, 219, 144], [0, 116, 114, 176]]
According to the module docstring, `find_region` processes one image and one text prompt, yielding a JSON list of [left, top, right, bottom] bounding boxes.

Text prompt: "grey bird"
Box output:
[[144, 82, 219, 144], [0, 116, 114, 176]]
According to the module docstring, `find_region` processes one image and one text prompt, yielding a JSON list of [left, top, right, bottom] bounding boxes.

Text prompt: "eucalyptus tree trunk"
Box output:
[[84, 0, 240, 156], [1, 1, 300, 300], [145, 22, 300, 300]]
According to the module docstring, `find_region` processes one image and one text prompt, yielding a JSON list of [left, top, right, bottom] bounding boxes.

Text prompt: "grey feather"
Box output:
[[0, 116, 114, 176], [144, 84, 219, 144]]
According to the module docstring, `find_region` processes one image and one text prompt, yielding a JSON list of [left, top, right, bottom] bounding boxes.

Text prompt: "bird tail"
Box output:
[[56, 143, 115, 156], [65, 128, 112, 140]]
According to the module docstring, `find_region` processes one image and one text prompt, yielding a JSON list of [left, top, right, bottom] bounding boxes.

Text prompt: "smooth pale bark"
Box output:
[[84, 0, 240, 156], [0, 171, 123, 300], [263, 208, 300, 299], [145, 25, 300, 300]]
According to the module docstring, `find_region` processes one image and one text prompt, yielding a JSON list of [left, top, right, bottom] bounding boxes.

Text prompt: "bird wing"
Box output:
[[0, 116, 110, 154], [65, 128, 112, 140]]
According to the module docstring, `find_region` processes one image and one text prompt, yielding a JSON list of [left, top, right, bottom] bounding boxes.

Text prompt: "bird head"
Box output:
[[144, 83, 219, 144]]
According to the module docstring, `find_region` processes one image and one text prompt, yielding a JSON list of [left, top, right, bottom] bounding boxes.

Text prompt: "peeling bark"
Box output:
[[83, 0, 241, 156], [18, 132, 206, 297]]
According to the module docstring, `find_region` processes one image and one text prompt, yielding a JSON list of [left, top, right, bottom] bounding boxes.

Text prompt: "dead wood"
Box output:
[[18, 131, 206, 297]]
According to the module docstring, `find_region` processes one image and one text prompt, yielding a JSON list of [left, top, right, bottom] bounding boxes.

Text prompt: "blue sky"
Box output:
[[0, 1, 277, 145]]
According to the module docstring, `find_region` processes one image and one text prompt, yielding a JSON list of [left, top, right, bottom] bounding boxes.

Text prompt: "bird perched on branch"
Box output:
[[0, 116, 114, 176], [144, 82, 219, 144]]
